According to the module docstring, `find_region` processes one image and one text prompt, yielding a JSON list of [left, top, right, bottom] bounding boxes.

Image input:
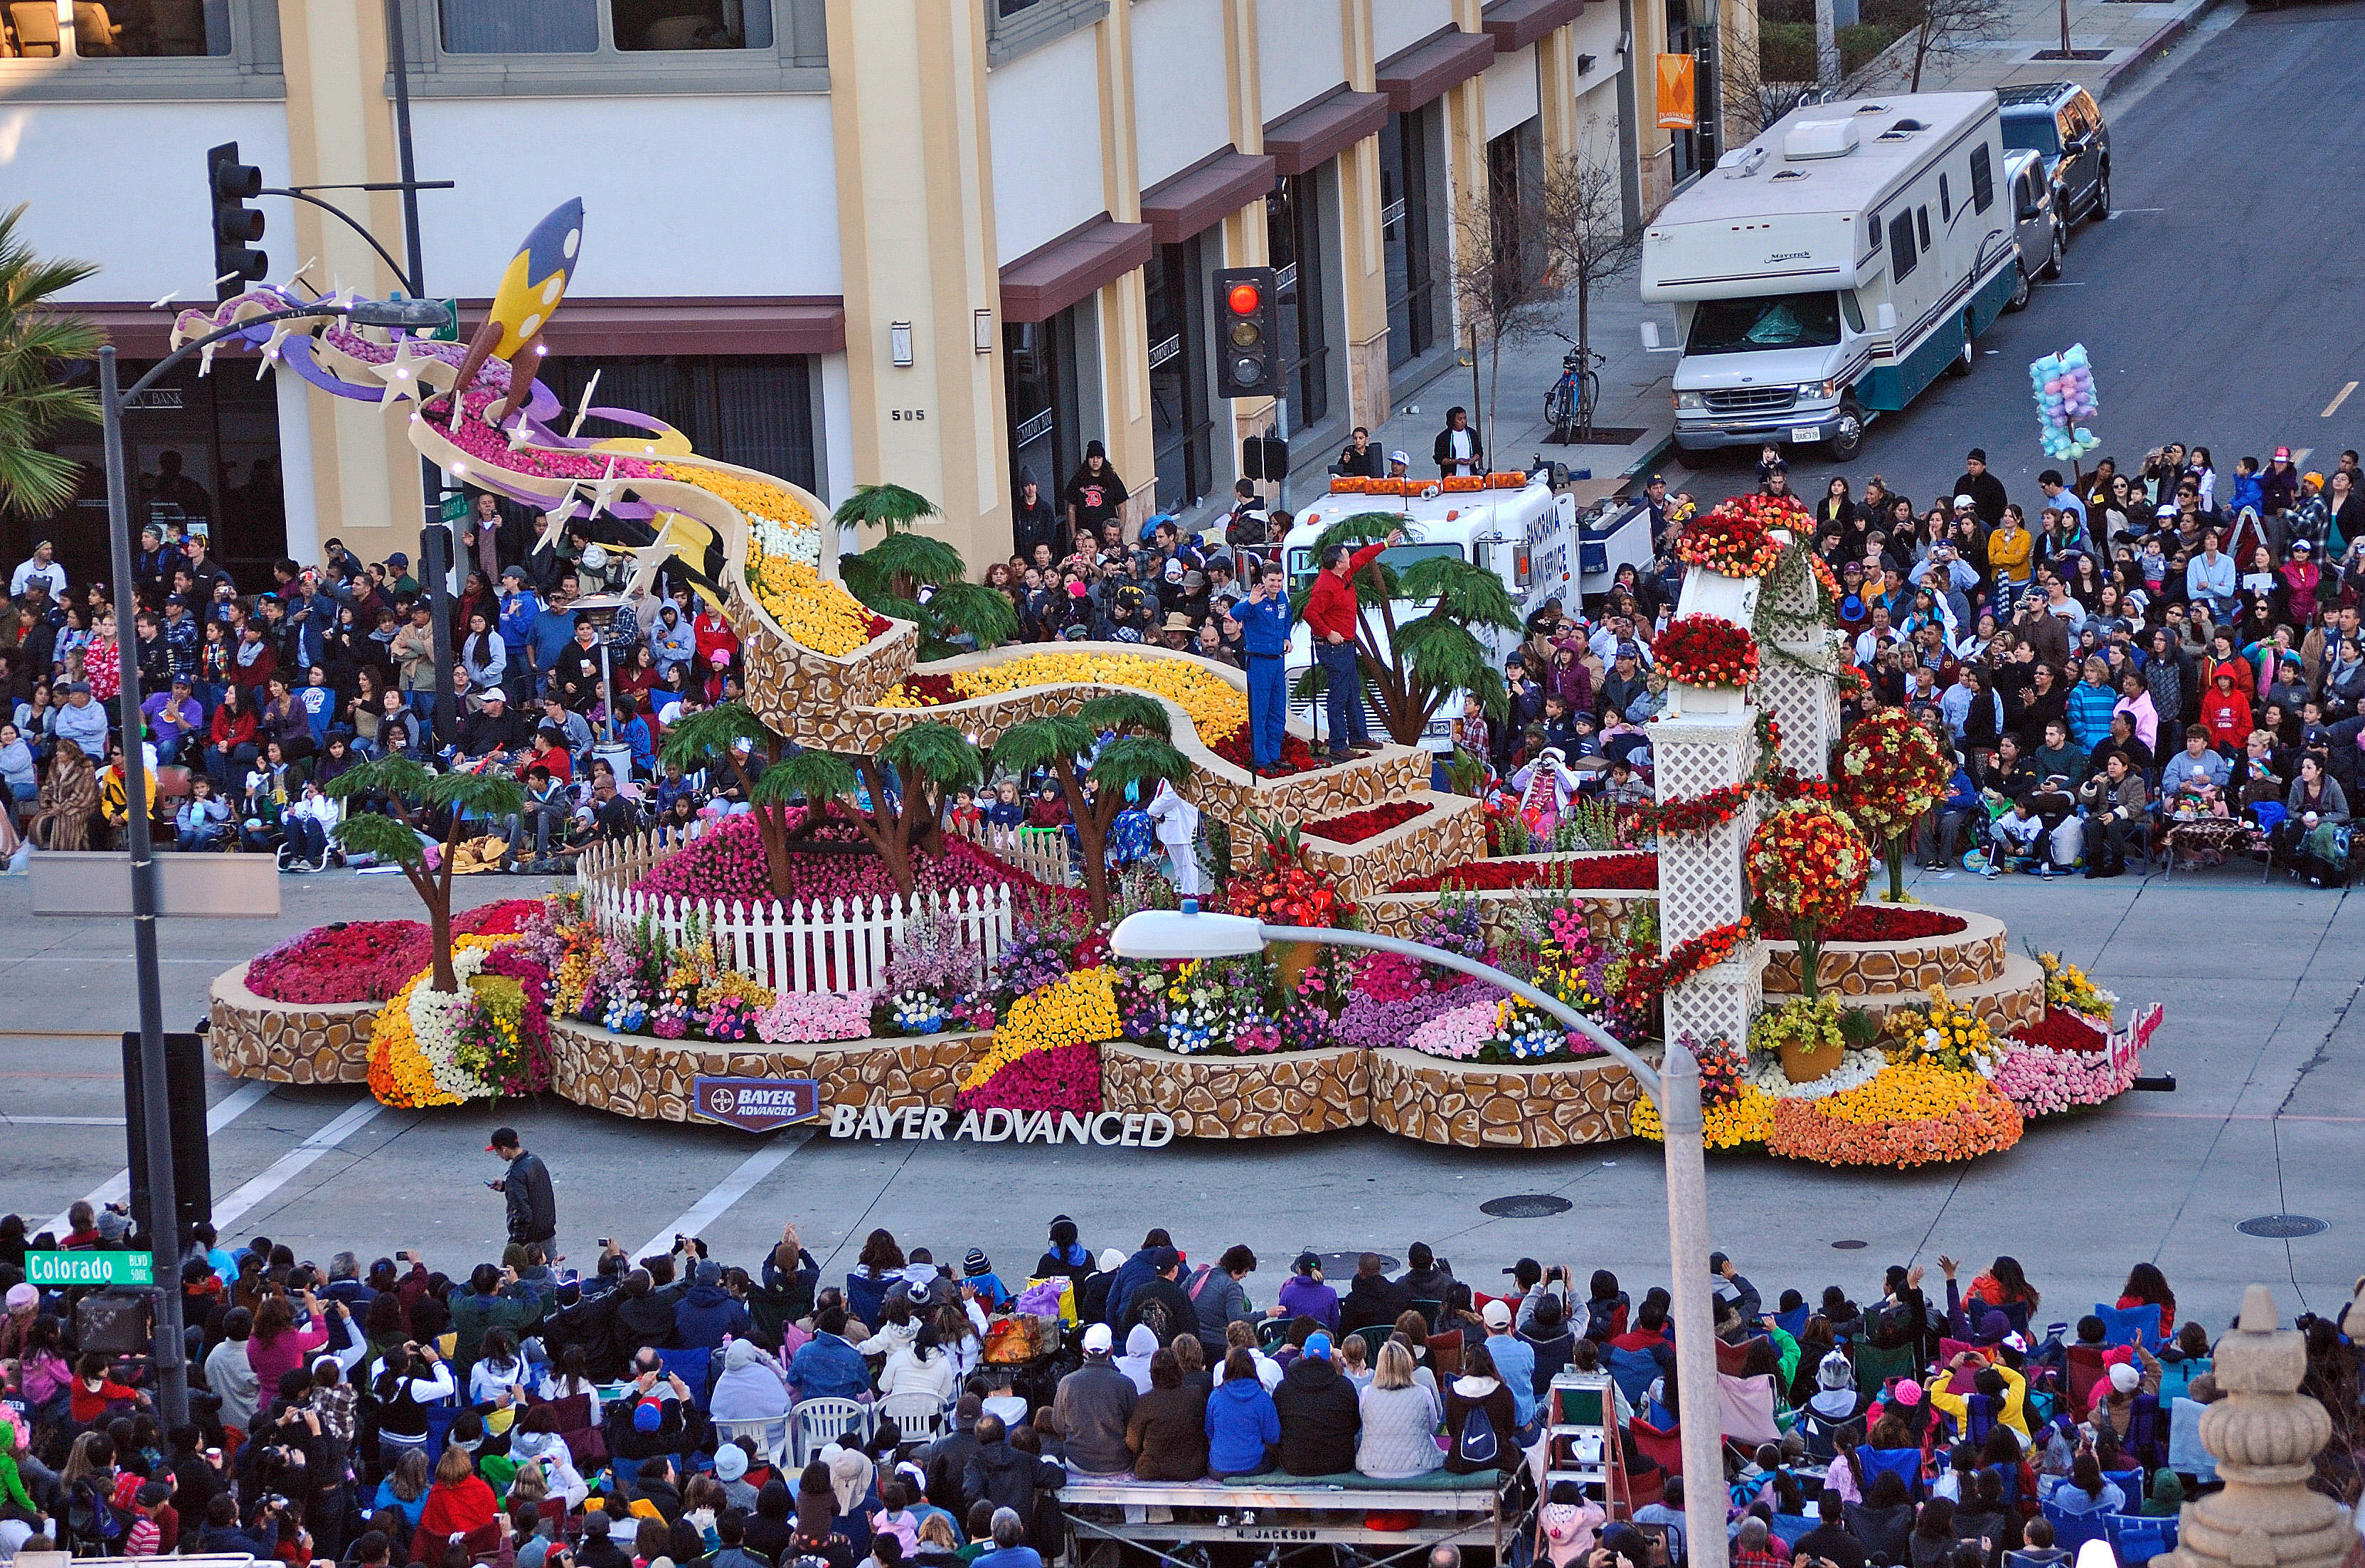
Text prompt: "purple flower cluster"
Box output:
[[1333, 985, 1500, 1052]]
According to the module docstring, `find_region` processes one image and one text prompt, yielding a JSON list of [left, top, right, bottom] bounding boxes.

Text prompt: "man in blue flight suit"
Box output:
[[1227, 560, 1293, 777]]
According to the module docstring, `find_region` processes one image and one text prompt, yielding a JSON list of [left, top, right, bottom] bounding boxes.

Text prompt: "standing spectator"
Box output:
[[1061, 443, 1130, 549], [10, 541, 65, 599], [1434, 407, 1484, 477]]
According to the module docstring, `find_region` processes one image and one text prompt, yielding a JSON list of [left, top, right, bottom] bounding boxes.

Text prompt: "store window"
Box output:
[[33, 357, 285, 588], [1145, 238, 1213, 516], [1380, 106, 1440, 370], [437, 0, 772, 53], [540, 356, 818, 493], [1005, 306, 1090, 508], [1487, 118, 1548, 308], [1265, 172, 1332, 429], [1665, 0, 1714, 184], [4, 1, 231, 55]]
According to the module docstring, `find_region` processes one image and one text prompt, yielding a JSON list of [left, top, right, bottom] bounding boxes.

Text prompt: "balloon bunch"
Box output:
[[2029, 343, 2100, 462]]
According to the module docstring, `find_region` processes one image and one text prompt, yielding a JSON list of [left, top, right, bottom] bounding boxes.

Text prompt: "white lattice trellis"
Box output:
[[1759, 631, 1844, 778]]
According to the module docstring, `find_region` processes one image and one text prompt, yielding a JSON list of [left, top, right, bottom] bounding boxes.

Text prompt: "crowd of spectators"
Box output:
[[4, 1194, 2359, 1568]]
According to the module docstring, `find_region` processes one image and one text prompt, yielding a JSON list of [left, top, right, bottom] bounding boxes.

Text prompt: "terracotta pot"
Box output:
[[1777, 1031, 1844, 1084]]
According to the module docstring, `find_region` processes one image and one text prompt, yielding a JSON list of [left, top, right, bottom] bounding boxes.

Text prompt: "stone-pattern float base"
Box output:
[[208, 962, 377, 1084], [1098, 1041, 1369, 1137], [547, 1017, 994, 1122], [1368, 1047, 1647, 1148]]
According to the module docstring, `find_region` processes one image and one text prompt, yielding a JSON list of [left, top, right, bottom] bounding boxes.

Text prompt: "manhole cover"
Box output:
[[2237, 1215, 2327, 1239], [1312, 1250, 1397, 1275], [1481, 1194, 1575, 1219], [1832, 1239, 1869, 1250]]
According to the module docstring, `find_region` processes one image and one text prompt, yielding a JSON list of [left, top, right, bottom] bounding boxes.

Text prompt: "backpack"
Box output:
[[1457, 1399, 1499, 1466], [68, 1476, 127, 1547]]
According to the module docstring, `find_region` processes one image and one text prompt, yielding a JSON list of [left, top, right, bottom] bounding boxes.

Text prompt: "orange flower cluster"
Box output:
[[1766, 1072, 2024, 1166], [1676, 494, 1807, 577], [1747, 801, 1871, 928]]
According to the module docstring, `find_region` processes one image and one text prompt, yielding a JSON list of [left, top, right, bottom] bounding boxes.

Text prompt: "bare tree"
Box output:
[[1905, 0, 2009, 89], [1447, 174, 1556, 462], [1536, 146, 1649, 438]]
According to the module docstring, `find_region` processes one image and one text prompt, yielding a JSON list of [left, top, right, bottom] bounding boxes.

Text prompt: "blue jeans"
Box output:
[[1247, 654, 1287, 769], [1315, 638, 1368, 754]]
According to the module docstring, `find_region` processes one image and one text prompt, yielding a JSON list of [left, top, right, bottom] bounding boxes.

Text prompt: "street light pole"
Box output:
[[97, 346, 186, 1431], [1111, 907, 1727, 1568]]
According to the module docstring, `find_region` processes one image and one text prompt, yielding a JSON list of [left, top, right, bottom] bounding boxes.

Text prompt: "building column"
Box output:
[[1095, 0, 1157, 528], [1337, 0, 1389, 437], [1537, 22, 1581, 164], [826, 0, 1010, 571], [275, 0, 419, 565], [1221, 0, 1277, 495]]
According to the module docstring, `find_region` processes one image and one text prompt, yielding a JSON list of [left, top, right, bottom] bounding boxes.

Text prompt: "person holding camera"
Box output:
[[370, 1338, 455, 1463], [486, 1126, 557, 1251]]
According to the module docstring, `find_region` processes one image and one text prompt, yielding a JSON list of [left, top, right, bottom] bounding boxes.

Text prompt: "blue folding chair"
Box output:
[[1769, 1515, 1816, 1547], [2103, 1512, 2177, 1564], [2092, 1302, 2161, 1350], [2040, 1502, 2110, 1557], [422, 1401, 462, 1454], [2103, 1468, 2144, 1508], [1858, 1446, 1925, 1500], [656, 1347, 717, 1409], [1607, 1345, 1663, 1408], [1773, 1305, 1811, 1340]]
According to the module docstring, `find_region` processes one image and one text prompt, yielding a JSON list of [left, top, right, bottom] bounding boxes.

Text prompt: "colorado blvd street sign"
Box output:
[[691, 1077, 820, 1133], [27, 1251, 154, 1286]]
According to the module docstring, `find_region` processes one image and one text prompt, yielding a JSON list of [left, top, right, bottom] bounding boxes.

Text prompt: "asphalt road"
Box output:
[[1658, 0, 2365, 505]]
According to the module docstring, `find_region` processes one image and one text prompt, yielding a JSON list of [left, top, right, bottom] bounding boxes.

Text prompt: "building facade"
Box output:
[[2, 0, 1738, 582]]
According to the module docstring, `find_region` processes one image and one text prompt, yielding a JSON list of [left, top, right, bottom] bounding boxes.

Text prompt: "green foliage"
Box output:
[[657, 700, 772, 771], [324, 757, 523, 865], [764, 747, 859, 805], [991, 714, 1095, 783], [0, 204, 102, 516], [832, 483, 941, 534], [1088, 734, 1191, 796], [331, 809, 429, 865], [857, 528, 966, 587], [1396, 617, 1507, 720], [919, 581, 1018, 655], [1396, 555, 1521, 630], [1079, 692, 1170, 740], [1313, 511, 1411, 551], [878, 721, 983, 791]]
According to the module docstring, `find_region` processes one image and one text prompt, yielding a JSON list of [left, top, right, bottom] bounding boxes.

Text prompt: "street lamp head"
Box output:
[[344, 297, 451, 329], [1108, 907, 1265, 962]]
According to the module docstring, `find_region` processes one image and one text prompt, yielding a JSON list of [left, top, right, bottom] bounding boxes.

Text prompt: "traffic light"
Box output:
[[207, 141, 267, 301], [1214, 265, 1277, 398]]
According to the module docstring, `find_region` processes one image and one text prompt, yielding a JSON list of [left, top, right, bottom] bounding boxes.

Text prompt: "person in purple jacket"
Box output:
[[1274, 1252, 1339, 1331]]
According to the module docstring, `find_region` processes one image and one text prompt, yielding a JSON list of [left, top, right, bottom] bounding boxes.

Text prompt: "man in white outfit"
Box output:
[[1144, 778, 1203, 897]]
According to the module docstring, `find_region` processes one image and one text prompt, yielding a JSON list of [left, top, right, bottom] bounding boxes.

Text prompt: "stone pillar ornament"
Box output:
[[2162, 1284, 2353, 1568]]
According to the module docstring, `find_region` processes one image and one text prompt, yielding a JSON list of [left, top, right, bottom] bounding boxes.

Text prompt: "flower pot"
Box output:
[[1272, 940, 1319, 996], [1777, 1031, 1844, 1084]]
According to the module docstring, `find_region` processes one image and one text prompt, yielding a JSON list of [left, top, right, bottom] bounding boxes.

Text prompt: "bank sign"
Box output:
[[691, 1077, 821, 1133], [27, 1251, 154, 1287]]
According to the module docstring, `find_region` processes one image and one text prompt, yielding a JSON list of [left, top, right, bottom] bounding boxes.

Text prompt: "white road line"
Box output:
[[629, 1133, 809, 1263], [210, 1098, 392, 1230], [2323, 381, 2356, 418], [42, 1081, 275, 1236], [2290, 447, 2313, 466], [3, 1116, 126, 1126]]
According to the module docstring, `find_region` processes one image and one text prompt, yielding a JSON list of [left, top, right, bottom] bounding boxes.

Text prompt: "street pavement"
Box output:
[[3, 852, 2358, 1340]]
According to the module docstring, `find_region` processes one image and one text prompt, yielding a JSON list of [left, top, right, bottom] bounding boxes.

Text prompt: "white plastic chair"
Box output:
[[876, 1391, 949, 1446], [712, 1412, 792, 1468], [792, 1396, 870, 1466]]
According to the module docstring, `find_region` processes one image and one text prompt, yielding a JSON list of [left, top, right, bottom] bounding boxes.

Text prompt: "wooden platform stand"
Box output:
[[1058, 1471, 1511, 1568]]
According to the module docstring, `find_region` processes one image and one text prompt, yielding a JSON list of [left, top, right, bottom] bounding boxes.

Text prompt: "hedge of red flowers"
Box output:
[[1210, 728, 1320, 775], [1386, 852, 1659, 895], [1675, 494, 1805, 577], [2009, 1009, 2110, 1054], [246, 900, 545, 1005], [1654, 614, 1762, 688], [1761, 905, 1967, 943], [1303, 801, 1432, 846]]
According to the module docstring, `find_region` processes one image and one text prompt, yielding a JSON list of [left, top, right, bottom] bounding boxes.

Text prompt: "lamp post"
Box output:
[[97, 294, 448, 1428], [1110, 905, 1728, 1568]]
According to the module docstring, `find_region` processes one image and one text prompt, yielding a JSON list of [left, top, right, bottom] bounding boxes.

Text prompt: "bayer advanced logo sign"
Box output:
[[691, 1077, 820, 1134]]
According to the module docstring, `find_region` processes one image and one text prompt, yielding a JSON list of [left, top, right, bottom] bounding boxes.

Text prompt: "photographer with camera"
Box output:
[[370, 1338, 455, 1464]]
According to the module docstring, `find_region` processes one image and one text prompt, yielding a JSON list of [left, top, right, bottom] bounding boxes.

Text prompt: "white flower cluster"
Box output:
[[408, 944, 499, 1102], [750, 511, 819, 567], [1739, 1045, 1887, 1101]]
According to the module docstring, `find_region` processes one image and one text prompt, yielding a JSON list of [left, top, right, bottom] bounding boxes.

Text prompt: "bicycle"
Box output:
[[1543, 330, 1607, 442]]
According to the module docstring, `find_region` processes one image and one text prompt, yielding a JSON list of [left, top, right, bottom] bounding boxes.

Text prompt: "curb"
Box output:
[[1617, 430, 1677, 493], [2098, 0, 2227, 97]]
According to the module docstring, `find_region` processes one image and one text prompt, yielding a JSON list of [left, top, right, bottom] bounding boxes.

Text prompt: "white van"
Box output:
[[1640, 92, 2018, 462], [1277, 476, 1576, 750]]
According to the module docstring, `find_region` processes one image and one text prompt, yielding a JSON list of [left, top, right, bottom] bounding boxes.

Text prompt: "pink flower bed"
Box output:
[[245, 900, 545, 1005], [632, 815, 1078, 909], [953, 1042, 1102, 1115]]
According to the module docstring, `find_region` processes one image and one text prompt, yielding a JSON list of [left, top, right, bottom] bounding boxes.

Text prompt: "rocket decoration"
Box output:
[[445, 198, 585, 429]]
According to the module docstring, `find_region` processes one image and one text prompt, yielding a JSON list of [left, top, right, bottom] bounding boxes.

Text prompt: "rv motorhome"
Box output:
[[1639, 92, 2017, 462]]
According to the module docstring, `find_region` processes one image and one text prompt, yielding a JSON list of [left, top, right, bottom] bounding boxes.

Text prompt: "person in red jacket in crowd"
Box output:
[[692, 603, 740, 684], [1302, 527, 1401, 761], [2199, 666, 2254, 755]]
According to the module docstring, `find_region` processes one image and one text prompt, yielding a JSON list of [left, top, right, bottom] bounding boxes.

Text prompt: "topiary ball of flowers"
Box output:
[[1747, 801, 1872, 929], [1839, 708, 1950, 897], [1654, 614, 1763, 688]]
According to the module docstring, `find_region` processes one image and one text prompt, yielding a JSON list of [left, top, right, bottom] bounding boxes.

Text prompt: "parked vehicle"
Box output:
[[2003, 148, 2064, 311], [1997, 82, 2112, 232], [1639, 92, 2018, 462]]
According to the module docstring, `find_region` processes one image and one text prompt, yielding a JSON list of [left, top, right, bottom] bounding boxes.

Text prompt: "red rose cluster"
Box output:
[[1303, 801, 1432, 846], [1654, 614, 1762, 688]]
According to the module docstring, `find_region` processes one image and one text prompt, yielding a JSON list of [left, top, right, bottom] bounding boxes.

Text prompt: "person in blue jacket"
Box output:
[[1226, 560, 1293, 775], [674, 1257, 752, 1350], [497, 567, 542, 701], [1206, 1345, 1282, 1476], [1918, 754, 1981, 869]]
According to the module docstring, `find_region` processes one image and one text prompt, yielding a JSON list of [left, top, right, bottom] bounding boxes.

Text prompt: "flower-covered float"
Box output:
[[192, 201, 2159, 1156]]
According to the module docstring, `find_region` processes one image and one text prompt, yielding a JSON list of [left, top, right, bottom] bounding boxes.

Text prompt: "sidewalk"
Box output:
[[1857, 0, 2222, 102]]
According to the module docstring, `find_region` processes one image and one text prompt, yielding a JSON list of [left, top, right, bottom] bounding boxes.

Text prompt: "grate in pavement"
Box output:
[[1481, 1193, 1575, 1219], [2236, 1215, 2327, 1239]]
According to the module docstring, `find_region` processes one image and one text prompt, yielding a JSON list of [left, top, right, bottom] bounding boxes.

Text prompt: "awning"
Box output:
[[77, 297, 850, 360], [1482, 0, 1588, 54], [999, 215, 1157, 324], [1376, 27, 1499, 114], [1262, 87, 1390, 177], [1141, 149, 1277, 245]]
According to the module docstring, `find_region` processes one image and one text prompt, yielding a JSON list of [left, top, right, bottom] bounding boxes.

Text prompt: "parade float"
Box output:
[[202, 200, 2159, 1161]]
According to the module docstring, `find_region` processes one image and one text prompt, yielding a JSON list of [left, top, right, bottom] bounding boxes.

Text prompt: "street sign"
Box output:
[[692, 1077, 820, 1134], [440, 491, 469, 524], [430, 299, 460, 343], [27, 1251, 154, 1287]]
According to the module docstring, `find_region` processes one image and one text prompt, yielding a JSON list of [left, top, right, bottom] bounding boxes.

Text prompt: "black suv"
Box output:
[[1997, 82, 2112, 233]]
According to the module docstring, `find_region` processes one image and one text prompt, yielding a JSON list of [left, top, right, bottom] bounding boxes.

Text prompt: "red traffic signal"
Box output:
[[1226, 281, 1262, 316], [1213, 266, 1277, 399]]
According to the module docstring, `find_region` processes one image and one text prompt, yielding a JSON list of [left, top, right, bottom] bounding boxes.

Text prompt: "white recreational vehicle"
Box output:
[[1275, 475, 1578, 751], [1640, 92, 2017, 462]]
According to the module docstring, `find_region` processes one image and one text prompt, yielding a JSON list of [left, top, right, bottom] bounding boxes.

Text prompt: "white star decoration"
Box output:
[[376, 334, 422, 405]]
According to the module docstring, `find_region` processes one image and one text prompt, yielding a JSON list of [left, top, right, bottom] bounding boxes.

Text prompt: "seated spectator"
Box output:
[[1276, 1253, 1339, 1331], [1206, 1347, 1281, 1477], [969, 1508, 1041, 1568], [1338, 1254, 1413, 1334], [1355, 1341, 1441, 1480], [1049, 1325, 1135, 1476], [1124, 1348, 1208, 1481], [1273, 1330, 1359, 1475], [1441, 1343, 1514, 1473]]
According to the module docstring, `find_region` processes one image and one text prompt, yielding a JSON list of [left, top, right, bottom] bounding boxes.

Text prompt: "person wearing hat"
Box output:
[[1062, 441, 1130, 549], [1272, 1328, 1359, 1474], [139, 673, 205, 763], [1476, 1298, 1537, 1431], [1051, 1323, 1137, 1476], [1275, 1251, 1339, 1330], [9, 540, 65, 598], [674, 1258, 752, 1350], [1387, 449, 1411, 480], [712, 1338, 792, 1428], [485, 1126, 556, 1249], [1950, 448, 2007, 526], [959, 1249, 1011, 1312]]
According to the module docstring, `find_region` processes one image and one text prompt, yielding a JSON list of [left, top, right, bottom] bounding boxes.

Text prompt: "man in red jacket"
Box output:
[[1304, 528, 1401, 759]]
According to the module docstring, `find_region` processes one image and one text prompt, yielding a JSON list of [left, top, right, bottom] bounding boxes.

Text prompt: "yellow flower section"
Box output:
[[1811, 1060, 1987, 1125], [367, 934, 514, 1110], [746, 549, 878, 657], [1628, 1084, 1776, 1150], [964, 966, 1121, 1087], [659, 464, 819, 556], [883, 652, 1248, 742]]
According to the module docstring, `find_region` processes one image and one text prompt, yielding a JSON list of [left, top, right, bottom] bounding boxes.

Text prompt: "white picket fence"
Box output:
[[952, 818, 1076, 889]]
